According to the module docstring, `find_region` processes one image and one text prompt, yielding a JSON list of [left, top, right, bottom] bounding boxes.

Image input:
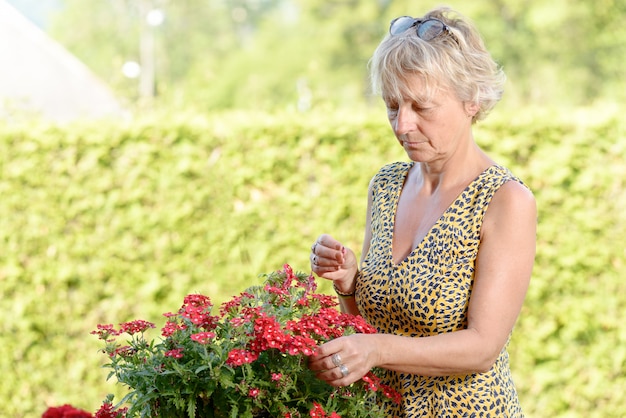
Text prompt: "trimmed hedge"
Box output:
[[1, 107, 624, 417]]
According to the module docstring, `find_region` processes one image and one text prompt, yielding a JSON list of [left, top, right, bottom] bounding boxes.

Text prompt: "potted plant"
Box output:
[[91, 265, 400, 417]]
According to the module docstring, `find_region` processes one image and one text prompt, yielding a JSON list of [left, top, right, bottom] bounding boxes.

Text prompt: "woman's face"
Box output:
[[384, 74, 473, 164]]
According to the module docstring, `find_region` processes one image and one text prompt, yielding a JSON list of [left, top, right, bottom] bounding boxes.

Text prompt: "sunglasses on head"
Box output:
[[389, 16, 451, 41]]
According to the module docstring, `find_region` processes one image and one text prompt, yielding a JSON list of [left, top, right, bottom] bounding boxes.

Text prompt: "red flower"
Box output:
[[94, 400, 127, 418], [190, 331, 216, 344], [179, 294, 219, 329], [281, 264, 296, 289], [90, 324, 120, 340], [164, 348, 184, 358], [309, 402, 333, 418], [284, 335, 317, 356], [182, 294, 212, 309], [380, 383, 402, 404], [160, 320, 183, 337], [265, 283, 289, 297], [119, 320, 155, 335], [226, 348, 259, 366], [42, 404, 93, 418], [111, 346, 135, 358], [219, 292, 254, 316], [252, 314, 291, 352], [362, 372, 380, 391], [311, 293, 339, 308]]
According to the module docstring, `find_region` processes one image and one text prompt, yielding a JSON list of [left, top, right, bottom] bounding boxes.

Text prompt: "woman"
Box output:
[[308, 6, 536, 417]]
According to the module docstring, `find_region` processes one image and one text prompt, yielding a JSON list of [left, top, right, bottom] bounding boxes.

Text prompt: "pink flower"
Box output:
[[111, 346, 135, 358], [119, 320, 155, 335], [182, 294, 212, 309], [265, 283, 289, 297], [190, 331, 216, 344], [90, 324, 120, 340], [281, 264, 296, 290], [161, 320, 183, 337], [248, 388, 260, 398], [164, 348, 184, 359]]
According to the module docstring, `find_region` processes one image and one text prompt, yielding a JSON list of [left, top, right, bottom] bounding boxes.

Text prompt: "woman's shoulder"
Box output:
[[484, 165, 536, 217], [485, 164, 529, 191], [468, 164, 535, 220]]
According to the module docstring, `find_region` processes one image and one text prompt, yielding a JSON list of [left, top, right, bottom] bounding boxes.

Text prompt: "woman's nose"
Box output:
[[394, 107, 417, 136]]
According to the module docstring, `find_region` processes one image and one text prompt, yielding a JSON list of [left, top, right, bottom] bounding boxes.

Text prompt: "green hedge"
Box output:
[[1, 107, 624, 417]]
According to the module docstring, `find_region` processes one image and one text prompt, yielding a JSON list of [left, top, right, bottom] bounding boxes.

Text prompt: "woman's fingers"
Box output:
[[310, 234, 345, 273], [309, 336, 371, 387]]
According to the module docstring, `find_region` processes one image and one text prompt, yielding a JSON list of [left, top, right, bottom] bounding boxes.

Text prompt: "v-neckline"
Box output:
[[390, 163, 496, 266]]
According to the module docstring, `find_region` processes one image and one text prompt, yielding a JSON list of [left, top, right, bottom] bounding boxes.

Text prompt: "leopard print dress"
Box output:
[[356, 162, 525, 417]]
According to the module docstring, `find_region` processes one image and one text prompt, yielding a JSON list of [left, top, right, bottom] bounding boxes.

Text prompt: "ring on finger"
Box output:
[[339, 364, 349, 377], [331, 353, 342, 367], [313, 255, 318, 265], [311, 242, 318, 253]]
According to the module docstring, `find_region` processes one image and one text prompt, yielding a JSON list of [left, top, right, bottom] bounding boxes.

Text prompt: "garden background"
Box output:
[[1, 0, 625, 417]]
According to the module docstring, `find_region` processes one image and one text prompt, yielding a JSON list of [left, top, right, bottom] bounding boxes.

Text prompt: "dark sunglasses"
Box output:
[[389, 16, 451, 41]]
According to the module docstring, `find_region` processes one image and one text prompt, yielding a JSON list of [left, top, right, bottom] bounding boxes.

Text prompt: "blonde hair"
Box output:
[[369, 7, 505, 123]]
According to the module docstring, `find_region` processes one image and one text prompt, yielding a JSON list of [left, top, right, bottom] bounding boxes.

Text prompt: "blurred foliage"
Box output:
[[48, 0, 626, 112], [0, 106, 625, 416]]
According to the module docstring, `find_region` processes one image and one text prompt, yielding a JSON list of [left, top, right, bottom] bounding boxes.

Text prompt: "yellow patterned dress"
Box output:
[[356, 162, 525, 417]]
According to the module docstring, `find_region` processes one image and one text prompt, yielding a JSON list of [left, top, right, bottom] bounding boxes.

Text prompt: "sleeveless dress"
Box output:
[[356, 162, 525, 417]]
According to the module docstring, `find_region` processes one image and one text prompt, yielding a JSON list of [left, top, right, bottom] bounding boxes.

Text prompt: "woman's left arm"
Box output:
[[310, 180, 537, 385], [462, 179, 537, 369]]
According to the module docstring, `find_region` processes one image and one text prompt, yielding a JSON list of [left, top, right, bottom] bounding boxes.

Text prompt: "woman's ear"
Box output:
[[464, 101, 479, 117]]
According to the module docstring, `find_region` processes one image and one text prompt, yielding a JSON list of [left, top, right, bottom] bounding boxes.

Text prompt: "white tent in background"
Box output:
[[0, 0, 123, 122]]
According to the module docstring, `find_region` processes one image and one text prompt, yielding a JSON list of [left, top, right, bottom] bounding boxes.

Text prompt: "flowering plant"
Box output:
[[92, 265, 400, 417]]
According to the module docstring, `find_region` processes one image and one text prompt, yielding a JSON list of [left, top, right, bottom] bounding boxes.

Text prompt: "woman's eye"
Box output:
[[413, 103, 431, 112], [386, 104, 399, 114]]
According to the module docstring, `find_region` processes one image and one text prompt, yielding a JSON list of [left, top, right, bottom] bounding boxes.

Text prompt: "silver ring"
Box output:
[[311, 242, 318, 253], [339, 364, 349, 377], [331, 353, 342, 367], [313, 255, 318, 265]]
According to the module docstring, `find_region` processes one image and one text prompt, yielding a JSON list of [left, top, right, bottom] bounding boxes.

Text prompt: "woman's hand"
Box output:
[[310, 234, 358, 293], [309, 334, 379, 387]]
